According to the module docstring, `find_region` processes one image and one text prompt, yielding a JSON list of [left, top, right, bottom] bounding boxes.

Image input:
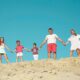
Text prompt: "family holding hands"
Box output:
[[0, 28, 80, 64]]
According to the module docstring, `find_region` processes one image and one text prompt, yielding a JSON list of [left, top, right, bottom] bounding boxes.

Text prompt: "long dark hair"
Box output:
[[0, 37, 4, 45], [71, 29, 77, 36]]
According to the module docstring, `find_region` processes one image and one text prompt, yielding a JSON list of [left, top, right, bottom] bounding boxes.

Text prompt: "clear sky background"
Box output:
[[0, 0, 80, 63]]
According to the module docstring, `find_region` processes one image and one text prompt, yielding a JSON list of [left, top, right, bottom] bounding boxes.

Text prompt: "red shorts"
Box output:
[[47, 43, 57, 53]]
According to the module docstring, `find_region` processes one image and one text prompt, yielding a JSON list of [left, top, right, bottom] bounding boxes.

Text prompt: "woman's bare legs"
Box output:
[[0, 54, 2, 63], [76, 49, 80, 57], [70, 50, 74, 57]]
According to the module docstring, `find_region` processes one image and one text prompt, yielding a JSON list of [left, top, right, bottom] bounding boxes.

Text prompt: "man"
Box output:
[[65, 29, 80, 57], [40, 28, 65, 59]]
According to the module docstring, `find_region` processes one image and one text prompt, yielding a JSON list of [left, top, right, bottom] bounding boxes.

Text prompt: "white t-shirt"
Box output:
[[45, 34, 59, 44], [68, 34, 80, 50]]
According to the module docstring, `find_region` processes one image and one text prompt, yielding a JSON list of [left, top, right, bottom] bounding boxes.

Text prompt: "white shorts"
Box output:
[[17, 52, 23, 57], [33, 54, 38, 60], [0, 49, 6, 54]]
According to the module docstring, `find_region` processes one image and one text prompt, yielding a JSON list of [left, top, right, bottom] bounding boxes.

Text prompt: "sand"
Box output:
[[0, 57, 80, 80]]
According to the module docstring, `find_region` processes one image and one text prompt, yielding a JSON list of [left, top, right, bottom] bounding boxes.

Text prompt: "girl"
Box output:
[[0, 37, 13, 64], [15, 40, 24, 62]]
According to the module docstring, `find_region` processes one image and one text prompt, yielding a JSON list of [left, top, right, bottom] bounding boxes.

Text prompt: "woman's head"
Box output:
[[0, 37, 4, 45], [70, 29, 77, 36], [16, 40, 21, 46], [48, 28, 53, 34]]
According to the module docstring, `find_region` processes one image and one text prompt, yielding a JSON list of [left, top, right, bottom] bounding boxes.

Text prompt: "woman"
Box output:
[[0, 37, 12, 63], [65, 29, 80, 57]]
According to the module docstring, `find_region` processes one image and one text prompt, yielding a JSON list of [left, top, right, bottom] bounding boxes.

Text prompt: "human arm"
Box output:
[[39, 39, 47, 49], [4, 44, 14, 53], [65, 41, 70, 46], [56, 34, 65, 45], [24, 48, 32, 52]]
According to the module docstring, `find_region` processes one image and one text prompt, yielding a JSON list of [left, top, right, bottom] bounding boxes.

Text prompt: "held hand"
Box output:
[[26, 49, 30, 52], [39, 45, 43, 51], [39, 48, 41, 50], [10, 50, 15, 53], [40, 45, 43, 49], [62, 41, 66, 46], [24, 48, 29, 52], [25, 48, 31, 52]]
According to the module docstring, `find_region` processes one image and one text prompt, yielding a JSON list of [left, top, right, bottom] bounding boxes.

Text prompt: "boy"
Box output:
[[26, 43, 39, 60], [40, 28, 65, 59]]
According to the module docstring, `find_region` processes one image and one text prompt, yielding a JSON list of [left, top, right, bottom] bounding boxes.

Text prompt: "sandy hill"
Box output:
[[0, 58, 80, 80]]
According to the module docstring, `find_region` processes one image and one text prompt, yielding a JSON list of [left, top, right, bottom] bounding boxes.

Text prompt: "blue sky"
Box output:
[[0, 0, 80, 63]]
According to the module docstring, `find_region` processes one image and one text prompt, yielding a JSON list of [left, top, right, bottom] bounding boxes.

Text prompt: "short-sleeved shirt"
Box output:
[[45, 34, 59, 44], [31, 47, 38, 55], [16, 45, 24, 53], [68, 34, 80, 50]]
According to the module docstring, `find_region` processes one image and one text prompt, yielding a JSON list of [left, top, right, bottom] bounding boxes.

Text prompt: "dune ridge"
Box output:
[[0, 58, 80, 80]]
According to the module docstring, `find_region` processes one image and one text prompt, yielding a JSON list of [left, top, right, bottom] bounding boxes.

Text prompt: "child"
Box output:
[[15, 40, 24, 62], [26, 43, 39, 60]]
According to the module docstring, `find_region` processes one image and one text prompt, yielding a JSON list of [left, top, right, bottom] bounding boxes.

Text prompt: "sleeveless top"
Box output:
[[0, 44, 6, 54]]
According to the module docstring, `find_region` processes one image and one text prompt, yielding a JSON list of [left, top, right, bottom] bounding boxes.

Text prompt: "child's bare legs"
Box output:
[[4, 54, 9, 64], [16, 56, 19, 62], [20, 56, 23, 62], [0, 54, 2, 63], [16, 56, 23, 62], [53, 53, 56, 60]]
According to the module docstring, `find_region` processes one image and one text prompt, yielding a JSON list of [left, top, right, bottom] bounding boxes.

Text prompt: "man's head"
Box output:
[[16, 40, 21, 46], [70, 29, 77, 36], [48, 28, 53, 34]]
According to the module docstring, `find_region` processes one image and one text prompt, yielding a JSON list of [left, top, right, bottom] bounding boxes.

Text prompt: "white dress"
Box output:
[[68, 34, 80, 50], [0, 44, 6, 54]]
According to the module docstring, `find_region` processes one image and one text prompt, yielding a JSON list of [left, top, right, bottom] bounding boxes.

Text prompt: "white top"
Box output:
[[0, 43, 6, 53], [68, 34, 80, 50], [45, 34, 59, 44]]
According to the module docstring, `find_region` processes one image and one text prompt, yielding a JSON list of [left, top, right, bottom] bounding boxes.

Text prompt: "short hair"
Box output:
[[33, 42, 37, 46], [16, 40, 20, 43], [48, 28, 53, 31]]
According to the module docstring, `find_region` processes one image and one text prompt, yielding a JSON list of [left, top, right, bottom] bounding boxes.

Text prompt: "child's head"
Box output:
[[16, 40, 21, 46], [48, 28, 53, 34], [0, 37, 4, 45], [33, 43, 37, 47]]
